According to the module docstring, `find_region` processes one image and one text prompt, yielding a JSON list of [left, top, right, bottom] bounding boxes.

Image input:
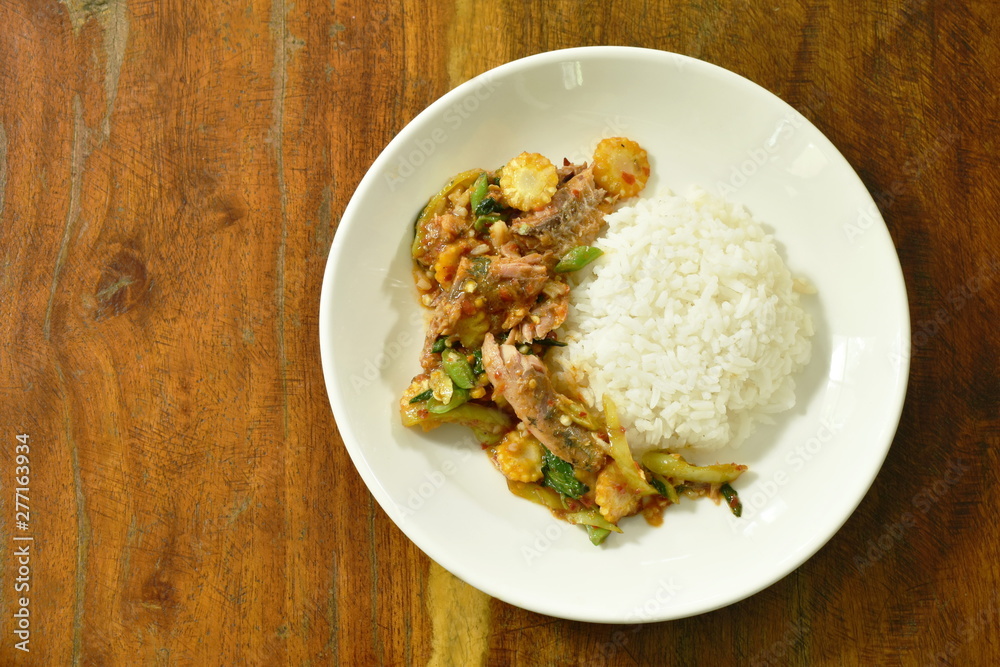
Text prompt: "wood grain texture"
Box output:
[[0, 0, 997, 664]]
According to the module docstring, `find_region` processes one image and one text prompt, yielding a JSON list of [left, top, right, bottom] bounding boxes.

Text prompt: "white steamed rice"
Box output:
[[552, 188, 814, 453]]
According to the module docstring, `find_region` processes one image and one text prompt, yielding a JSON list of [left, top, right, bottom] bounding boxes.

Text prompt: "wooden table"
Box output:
[[2, 1, 997, 664]]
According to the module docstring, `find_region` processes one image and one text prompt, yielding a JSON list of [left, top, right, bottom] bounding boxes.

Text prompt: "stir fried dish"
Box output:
[[399, 138, 746, 545]]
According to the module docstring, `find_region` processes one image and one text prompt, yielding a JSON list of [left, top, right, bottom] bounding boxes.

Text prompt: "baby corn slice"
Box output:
[[500, 152, 558, 211], [592, 137, 650, 198]]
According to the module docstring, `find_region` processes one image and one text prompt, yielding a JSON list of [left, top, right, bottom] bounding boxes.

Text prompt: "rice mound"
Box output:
[[552, 188, 814, 453]]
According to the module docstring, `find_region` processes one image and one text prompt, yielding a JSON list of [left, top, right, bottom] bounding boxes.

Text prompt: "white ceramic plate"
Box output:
[[319, 47, 909, 622]]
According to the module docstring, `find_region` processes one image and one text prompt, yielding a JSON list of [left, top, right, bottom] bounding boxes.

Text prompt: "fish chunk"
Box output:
[[481, 334, 606, 471], [512, 280, 570, 343], [511, 166, 607, 259], [420, 255, 549, 368]]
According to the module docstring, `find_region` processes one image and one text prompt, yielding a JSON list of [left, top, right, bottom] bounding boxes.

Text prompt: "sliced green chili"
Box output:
[[431, 336, 447, 353], [426, 388, 469, 414], [641, 452, 746, 484], [586, 525, 611, 546], [554, 246, 604, 273], [474, 213, 501, 233], [563, 510, 621, 546], [441, 348, 476, 389], [564, 509, 620, 533], [469, 172, 490, 214]]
